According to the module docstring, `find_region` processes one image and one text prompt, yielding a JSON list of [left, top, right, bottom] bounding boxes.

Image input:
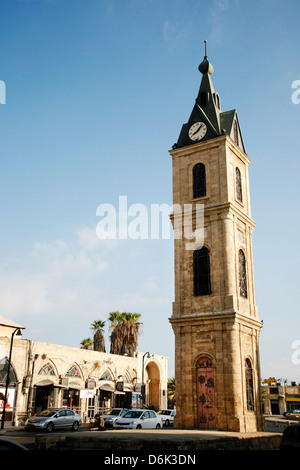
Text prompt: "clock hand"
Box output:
[[191, 124, 203, 137]]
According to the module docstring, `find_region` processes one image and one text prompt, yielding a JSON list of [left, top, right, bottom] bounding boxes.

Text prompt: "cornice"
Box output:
[[169, 310, 262, 330]]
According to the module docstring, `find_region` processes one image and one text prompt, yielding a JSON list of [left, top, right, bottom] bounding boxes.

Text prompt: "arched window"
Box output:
[[234, 120, 239, 146], [38, 363, 55, 376], [0, 358, 17, 386], [65, 365, 81, 378], [193, 163, 206, 199], [193, 246, 211, 296], [245, 359, 254, 411], [235, 167, 242, 203], [239, 249, 247, 298], [100, 371, 113, 382]]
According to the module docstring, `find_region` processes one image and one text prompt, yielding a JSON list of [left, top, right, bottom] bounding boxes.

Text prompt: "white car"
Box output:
[[114, 409, 163, 429], [101, 408, 128, 428], [157, 409, 176, 426]]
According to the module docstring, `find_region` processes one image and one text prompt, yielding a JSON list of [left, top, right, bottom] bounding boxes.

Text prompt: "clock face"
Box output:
[[188, 122, 207, 141]]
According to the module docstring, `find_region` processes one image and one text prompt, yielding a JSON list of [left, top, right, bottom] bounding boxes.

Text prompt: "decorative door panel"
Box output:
[[196, 357, 216, 429]]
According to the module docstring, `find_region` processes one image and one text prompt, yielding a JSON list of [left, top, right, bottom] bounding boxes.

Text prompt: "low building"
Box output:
[[0, 315, 168, 427], [262, 380, 300, 415]]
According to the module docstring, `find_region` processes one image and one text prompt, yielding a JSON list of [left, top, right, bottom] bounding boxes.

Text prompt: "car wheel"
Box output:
[[156, 423, 161, 429], [165, 419, 169, 427], [136, 424, 142, 429], [46, 422, 54, 433], [72, 421, 79, 431]]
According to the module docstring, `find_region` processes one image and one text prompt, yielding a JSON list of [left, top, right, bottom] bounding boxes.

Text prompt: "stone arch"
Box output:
[[145, 361, 161, 411]]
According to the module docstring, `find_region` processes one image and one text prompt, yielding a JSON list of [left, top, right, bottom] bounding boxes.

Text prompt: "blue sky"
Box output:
[[0, 0, 299, 382]]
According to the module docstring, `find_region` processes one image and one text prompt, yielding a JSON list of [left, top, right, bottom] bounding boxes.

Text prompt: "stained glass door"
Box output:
[[196, 357, 216, 429]]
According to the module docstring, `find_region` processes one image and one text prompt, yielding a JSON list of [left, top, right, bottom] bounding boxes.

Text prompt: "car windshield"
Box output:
[[123, 411, 143, 419], [107, 409, 121, 415], [158, 411, 171, 415], [37, 409, 58, 417]]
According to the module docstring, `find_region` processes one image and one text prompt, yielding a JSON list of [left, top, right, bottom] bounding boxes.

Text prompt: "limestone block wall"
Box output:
[[0, 333, 168, 424]]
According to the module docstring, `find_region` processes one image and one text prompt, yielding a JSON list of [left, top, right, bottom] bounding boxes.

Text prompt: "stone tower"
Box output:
[[169, 45, 264, 432]]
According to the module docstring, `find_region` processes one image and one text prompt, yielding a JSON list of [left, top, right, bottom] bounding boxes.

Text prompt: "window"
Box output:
[[239, 249, 247, 298], [0, 358, 17, 385], [245, 359, 254, 411], [200, 92, 208, 108], [66, 365, 81, 378], [235, 167, 242, 203], [100, 371, 113, 381], [193, 163, 206, 198], [234, 120, 239, 146], [38, 363, 55, 376], [193, 247, 211, 296]]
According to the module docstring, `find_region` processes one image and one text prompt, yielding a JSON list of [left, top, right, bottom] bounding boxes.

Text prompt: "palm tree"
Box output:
[[109, 311, 142, 357], [80, 337, 93, 350], [167, 376, 176, 407], [90, 320, 106, 352], [108, 311, 123, 355]]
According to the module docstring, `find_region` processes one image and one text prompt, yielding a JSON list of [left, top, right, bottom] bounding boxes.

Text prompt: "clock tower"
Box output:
[[169, 44, 264, 432]]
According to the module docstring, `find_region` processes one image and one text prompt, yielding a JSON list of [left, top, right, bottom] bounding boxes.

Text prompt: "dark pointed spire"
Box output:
[[175, 40, 246, 152], [196, 40, 221, 133]]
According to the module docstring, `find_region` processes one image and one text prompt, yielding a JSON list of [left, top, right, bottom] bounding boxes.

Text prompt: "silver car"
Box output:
[[101, 408, 128, 428], [25, 408, 81, 432]]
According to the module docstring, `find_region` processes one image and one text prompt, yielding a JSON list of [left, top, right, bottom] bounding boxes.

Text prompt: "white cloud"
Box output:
[[0, 228, 108, 320]]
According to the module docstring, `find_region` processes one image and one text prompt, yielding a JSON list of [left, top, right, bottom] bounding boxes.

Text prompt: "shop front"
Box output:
[[61, 381, 83, 415]]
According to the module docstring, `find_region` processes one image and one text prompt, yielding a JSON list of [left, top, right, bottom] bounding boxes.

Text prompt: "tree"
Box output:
[[80, 338, 93, 350], [90, 320, 106, 353], [109, 311, 142, 357], [167, 376, 176, 407]]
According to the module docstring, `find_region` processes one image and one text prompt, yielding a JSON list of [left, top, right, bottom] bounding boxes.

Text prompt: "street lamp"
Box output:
[[1, 328, 22, 429], [141, 352, 151, 408]]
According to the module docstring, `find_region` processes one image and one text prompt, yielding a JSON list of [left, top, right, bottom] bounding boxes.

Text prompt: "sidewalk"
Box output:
[[0, 418, 287, 451], [34, 426, 282, 451]]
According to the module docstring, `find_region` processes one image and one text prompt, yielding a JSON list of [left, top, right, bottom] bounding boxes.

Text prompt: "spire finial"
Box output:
[[198, 40, 214, 75]]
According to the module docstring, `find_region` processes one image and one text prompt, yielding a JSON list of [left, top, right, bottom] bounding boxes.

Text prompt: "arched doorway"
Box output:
[[196, 356, 216, 429], [0, 358, 18, 426], [145, 362, 160, 411]]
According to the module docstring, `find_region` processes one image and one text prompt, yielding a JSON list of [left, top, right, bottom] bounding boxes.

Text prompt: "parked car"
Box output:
[[0, 437, 28, 450], [284, 410, 300, 420], [24, 408, 81, 432], [157, 409, 176, 426], [114, 409, 163, 429], [101, 408, 128, 428], [280, 423, 300, 450]]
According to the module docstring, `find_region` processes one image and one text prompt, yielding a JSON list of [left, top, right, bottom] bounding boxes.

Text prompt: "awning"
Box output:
[[34, 379, 65, 388], [68, 382, 84, 390], [34, 379, 55, 387], [99, 382, 115, 392]]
